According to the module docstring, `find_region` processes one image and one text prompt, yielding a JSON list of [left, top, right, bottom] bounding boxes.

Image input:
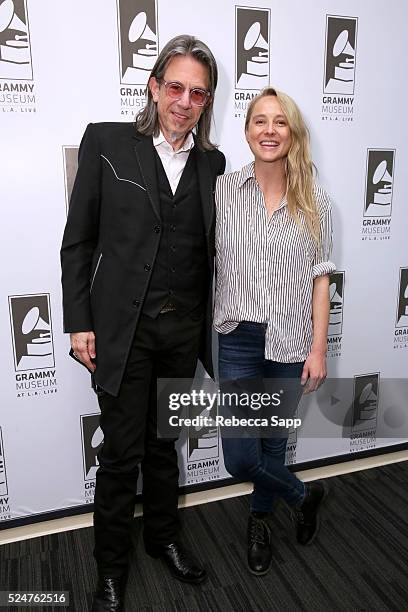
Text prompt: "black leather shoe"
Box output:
[[91, 575, 126, 612], [145, 542, 207, 584], [292, 481, 328, 546], [247, 513, 272, 575]]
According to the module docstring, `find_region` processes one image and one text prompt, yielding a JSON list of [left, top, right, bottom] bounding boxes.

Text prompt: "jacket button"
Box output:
[[170, 224, 176, 232], [154, 225, 161, 233], [132, 299, 140, 308], [144, 264, 151, 271]]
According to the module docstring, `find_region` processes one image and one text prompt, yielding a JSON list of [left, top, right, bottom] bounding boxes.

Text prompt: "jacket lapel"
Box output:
[[133, 130, 214, 231], [195, 146, 213, 237], [133, 133, 161, 221]]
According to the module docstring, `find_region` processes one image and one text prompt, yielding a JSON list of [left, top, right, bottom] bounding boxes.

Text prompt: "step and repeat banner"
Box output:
[[0, 0, 407, 524]]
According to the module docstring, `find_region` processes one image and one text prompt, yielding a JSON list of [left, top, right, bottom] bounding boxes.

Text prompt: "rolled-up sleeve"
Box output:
[[312, 188, 336, 278]]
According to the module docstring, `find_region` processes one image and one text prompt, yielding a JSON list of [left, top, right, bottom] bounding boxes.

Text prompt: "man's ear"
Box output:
[[149, 77, 159, 103]]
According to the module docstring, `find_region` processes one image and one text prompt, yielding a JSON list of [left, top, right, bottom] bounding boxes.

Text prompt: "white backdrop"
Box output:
[[0, 0, 407, 525]]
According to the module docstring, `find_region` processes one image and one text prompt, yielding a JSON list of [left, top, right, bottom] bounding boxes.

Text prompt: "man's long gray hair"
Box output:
[[135, 34, 218, 151]]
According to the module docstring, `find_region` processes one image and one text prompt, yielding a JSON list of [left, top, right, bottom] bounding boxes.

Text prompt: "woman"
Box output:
[[214, 87, 335, 575]]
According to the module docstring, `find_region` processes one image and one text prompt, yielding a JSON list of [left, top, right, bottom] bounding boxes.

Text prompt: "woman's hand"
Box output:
[[301, 349, 327, 394]]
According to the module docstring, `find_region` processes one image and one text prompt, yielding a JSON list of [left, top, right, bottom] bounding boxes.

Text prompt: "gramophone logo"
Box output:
[[0, 0, 32, 80], [0, 427, 8, 498], [364, 149, 395, 218], [9, 294, 54, 372], [117, 0, 158, 86], [62, 146, 79, 213], [324, 16, 357, 95], [351, 373, 379, 433], [81, 414, 103, 481], [187, 405, 219, 463], [328, 272, 344, 336], [396, 268, 408, 329], [235, 6, 270, 90]]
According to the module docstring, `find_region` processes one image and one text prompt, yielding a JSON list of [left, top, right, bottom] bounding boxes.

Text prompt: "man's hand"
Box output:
[[301, 350, 327, 394], [70, 331, 96, 372]]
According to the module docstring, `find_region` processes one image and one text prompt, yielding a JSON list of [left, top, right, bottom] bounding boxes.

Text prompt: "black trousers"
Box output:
[[93, 311, 203, 576]]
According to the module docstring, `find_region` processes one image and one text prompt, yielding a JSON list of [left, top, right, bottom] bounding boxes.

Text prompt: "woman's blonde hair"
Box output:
[[245, 87, 319, 243]]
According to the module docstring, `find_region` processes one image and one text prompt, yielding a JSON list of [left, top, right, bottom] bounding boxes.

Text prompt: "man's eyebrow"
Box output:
[[164, 77, 209, 90]]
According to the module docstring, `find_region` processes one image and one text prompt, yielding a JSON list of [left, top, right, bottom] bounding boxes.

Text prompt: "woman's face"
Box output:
[[245, 96, 292, 165]]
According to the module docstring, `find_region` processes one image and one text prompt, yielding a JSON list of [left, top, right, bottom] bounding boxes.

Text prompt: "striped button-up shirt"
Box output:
[[214, 162, 336, 362]]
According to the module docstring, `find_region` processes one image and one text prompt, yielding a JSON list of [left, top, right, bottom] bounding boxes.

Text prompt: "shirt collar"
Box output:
[[238, 161, 288, 209], [238, 162, 256, 187], [153, 130, 194, 154]]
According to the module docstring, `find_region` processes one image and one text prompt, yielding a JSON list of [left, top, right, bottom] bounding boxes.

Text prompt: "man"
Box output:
[[61, 35, 225, 612]]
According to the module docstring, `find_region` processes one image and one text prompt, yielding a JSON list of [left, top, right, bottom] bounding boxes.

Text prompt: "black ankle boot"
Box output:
[[91, 574, 127, 611], [247, 512, 272, 575], [292, 481, 328, 545], [145, 541, 206, 584]]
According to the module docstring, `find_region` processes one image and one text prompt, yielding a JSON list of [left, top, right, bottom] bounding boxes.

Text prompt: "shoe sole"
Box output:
[[170, 572, 207, 584], [299, 480, 330, 546]]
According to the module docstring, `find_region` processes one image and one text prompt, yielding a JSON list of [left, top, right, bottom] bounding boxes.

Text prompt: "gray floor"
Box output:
[[1, 462, 408, 611]]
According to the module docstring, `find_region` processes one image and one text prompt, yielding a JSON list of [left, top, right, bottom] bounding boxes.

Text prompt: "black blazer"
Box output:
[[60, 122, 226, 396]]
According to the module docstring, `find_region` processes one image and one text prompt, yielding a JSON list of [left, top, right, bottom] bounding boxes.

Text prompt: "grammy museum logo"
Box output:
[[8, 293, 58, 398], [327, 271, 345, 358], [185, 403, 221, 485], [361, 149, 395, 242], [285, 411, 298, 466], [321, 15, 357, 123], [0, 0, 36, 113], [117, 0, 158, 116], [234, 5, 270, 119], [0, 427, 11, 521], [349, 373, 379, 453], [394, 267, 408, 350], [81, 413, 103, 503]]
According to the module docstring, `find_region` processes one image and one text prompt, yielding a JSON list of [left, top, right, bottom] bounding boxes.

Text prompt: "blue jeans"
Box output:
[[218, 321, 305, 513]]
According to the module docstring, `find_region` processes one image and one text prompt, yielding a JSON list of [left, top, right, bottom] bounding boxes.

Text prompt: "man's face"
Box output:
[[149, 55, 210, 150]]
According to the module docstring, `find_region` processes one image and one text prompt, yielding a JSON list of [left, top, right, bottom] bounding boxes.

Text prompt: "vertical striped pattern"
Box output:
[[214, 162, 335, 362]]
